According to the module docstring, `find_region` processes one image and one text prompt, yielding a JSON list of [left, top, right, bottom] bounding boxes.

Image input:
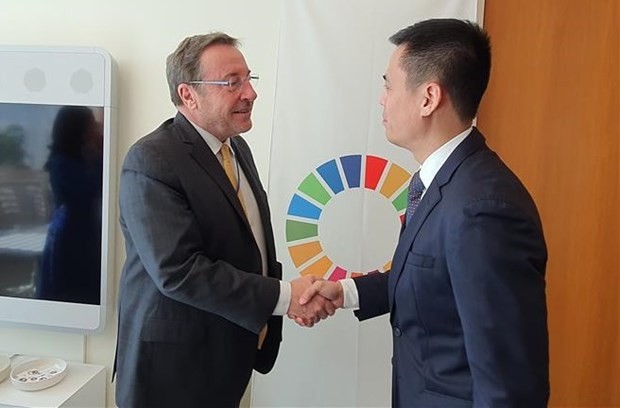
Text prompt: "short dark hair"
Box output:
[[390, 19, 491, 121], [166, 32, 238, 106]]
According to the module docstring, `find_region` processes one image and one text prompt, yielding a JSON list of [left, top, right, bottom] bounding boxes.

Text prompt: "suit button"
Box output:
[[393, 327, 402, 337]]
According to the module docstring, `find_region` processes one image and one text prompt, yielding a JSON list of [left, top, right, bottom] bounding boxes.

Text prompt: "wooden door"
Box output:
[[478, 1, 619, 406]]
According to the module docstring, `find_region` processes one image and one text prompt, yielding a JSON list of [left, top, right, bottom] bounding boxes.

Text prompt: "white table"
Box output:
[[0, 358, 105, 408]]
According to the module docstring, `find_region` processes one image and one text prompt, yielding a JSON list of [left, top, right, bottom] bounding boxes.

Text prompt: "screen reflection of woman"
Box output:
[[36, 106, 103, 305]]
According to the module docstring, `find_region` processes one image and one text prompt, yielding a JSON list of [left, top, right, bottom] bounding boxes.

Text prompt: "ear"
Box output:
[[178, 83, 197, 110], [420, 82, 442, 117]]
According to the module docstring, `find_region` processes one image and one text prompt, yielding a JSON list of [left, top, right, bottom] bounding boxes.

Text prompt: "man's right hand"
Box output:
[[287, 276, 336, 327], [295, 280, 344, 327]]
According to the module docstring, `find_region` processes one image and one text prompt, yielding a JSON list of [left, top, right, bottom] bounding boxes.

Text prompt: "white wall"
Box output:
[[0, 1, 281, 405]]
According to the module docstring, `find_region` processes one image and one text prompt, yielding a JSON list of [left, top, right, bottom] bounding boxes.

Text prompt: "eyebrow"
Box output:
[[223, 69, 251, 79]]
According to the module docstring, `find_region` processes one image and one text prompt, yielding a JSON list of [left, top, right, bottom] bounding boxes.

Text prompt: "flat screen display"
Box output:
[[0, 103, 104, 306]]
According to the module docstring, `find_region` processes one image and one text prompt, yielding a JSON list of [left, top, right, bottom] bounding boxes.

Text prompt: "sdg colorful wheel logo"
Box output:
[[285, 154, 412, 281]]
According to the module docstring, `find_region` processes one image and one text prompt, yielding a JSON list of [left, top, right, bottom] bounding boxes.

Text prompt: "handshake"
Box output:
[[286, 276, 345, 327]]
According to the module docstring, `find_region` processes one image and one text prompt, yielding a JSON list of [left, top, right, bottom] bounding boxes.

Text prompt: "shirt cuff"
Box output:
[[340, 278, 360, 310], [273, 281, 292, 316]]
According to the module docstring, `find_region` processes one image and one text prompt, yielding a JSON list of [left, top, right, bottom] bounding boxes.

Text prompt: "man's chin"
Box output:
[[385, 132, 405, 148], [236, 122, 252, 135]]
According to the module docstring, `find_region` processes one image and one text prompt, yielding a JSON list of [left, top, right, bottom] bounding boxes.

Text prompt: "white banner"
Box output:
[[254, 1, 480, 406]]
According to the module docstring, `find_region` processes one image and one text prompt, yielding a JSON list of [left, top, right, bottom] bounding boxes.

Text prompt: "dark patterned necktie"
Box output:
[[406, 171, 425, 224]]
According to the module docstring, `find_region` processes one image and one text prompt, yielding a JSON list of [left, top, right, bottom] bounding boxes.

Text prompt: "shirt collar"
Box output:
[[185, 116, 234, 157], [419, 126, 473, 189]]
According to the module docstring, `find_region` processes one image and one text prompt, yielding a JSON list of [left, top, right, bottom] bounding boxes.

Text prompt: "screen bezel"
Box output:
[[0, 46, 115, 333]]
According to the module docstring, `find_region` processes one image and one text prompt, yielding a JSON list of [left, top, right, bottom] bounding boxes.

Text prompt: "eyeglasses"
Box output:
[[187, 74, 259, 93]]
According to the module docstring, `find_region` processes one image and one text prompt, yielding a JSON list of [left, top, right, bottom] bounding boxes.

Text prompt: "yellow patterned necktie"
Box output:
[[220, 144, 245, 210], [220, 143, 268, 349]]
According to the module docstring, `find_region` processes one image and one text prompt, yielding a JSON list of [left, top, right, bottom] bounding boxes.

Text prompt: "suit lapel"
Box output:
[[388, 182, 442, 306], [231, 137, 279, 265], [388, 128, 488, 308], [230, 137, 267, 216], [172, 113, 250, 225]]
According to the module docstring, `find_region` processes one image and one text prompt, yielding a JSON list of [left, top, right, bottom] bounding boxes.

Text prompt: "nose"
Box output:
[[242, 80, 257, 101], [379, 90, 386, 107]]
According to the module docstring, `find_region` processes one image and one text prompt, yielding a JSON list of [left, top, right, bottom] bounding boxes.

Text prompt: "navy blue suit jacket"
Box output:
[[355, 128, 549, 407]]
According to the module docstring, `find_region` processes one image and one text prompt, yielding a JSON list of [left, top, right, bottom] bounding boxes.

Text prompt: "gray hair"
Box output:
[[166, 32, 239, 106]]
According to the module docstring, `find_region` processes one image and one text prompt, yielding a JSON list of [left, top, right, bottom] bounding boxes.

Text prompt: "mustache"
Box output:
[[234, 102, 253, 112]]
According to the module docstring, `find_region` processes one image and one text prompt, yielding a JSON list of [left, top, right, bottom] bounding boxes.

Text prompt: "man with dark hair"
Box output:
[[114, 32, 333, 407], [299, 19, 549, 407]]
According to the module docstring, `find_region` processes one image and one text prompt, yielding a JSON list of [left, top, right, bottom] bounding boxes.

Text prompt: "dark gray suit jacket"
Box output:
[[114, 113, 282, 407], [355, 128, 549, 407]]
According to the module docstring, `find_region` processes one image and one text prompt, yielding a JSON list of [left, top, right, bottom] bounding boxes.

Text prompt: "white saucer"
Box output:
[[10, 358, 67, 391], [0, 355, 10, 383]]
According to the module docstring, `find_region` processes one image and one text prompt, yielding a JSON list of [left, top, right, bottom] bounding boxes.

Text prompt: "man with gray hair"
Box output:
[[114, 33, 333, 407]]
